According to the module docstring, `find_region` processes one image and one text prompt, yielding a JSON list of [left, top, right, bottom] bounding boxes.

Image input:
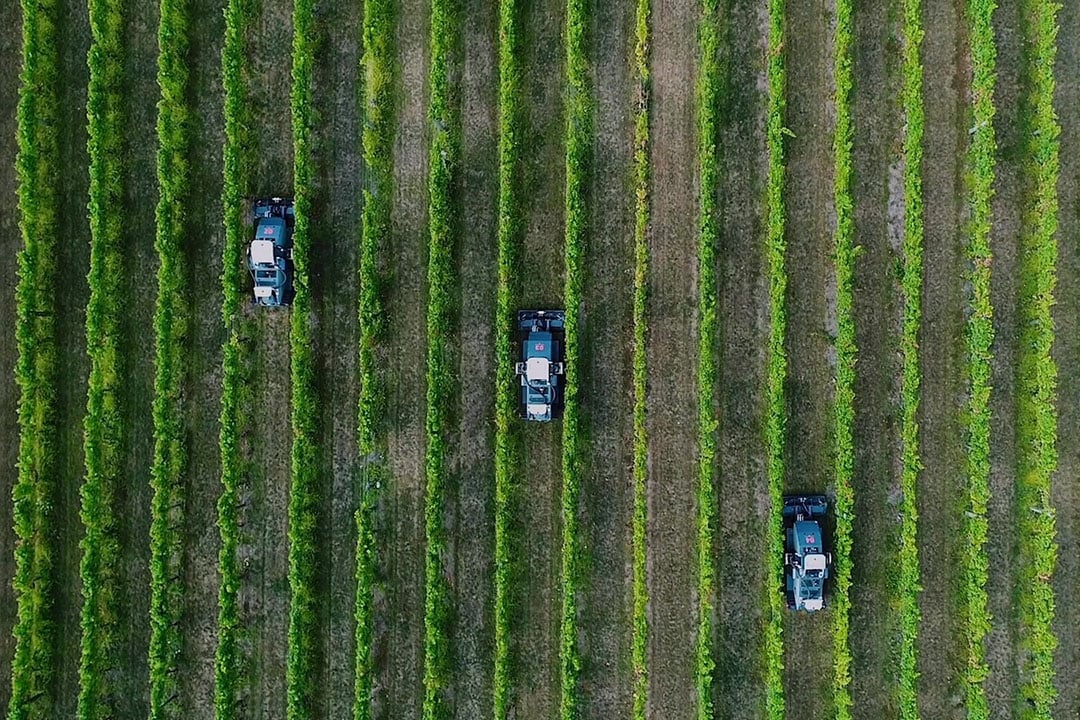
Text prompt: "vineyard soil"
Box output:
[[579, 1, 636, 718], [645, 0, 699, 718], [985, 2, 1024, 715], [175, 0, 227, 716], [234, 1, 295, 716], [711, 0, 771, 716], [512, 0, 566, 716], [369, 0, 429, 715], [449, 0, 499, 717], [1053, 0, 1080, 715], [781, 0, 837, 714], [53, 2, 93, 713], [913, 0, 970, 715], [848, 0, 904, 714], [308, 2, 364, 718]]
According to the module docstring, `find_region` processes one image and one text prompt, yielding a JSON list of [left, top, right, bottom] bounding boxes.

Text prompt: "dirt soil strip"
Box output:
[[781, 0, 837, 715], [369, 0, 429, 717], [985, 2, 1023, 716], [109, 1, 164, 713], [848, 0, 905, 715], [711, 0, 770, 717], [235, 1, 294, 717], [645, 0, 698, 717], [0, 3, 23, 712], [308, 1, 362, 717], [451, 0, 498, 716], [914, 0, 970, 716], [54, 1, 93, 713], [1052, 0, 1080, 714], [578, 0, 635, 717], [511, 0, 565, 716], [176, 0, 227, 716]]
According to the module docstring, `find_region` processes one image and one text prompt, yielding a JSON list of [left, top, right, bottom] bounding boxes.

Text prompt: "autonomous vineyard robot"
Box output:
[[783, 495, 834, 612], [515, 310, 566, 422], [246, 197, 295, 307]]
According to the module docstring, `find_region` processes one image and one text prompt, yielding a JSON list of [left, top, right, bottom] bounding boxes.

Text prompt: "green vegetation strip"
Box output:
[[493, 0, 521, 715], [287, 0, 319, 717], [423, 0, 457, 716], [630, 0, 651, 717], [962, 0, 996, 716], [355, 0, 393, 715], [695, 0, 721, 717], [79, 0, 127, 716], [561, 0, 589, 717], [831, 0, 856, 715], [764, 0, 787, 717], [215, 0, 254, 715], [1014, 0, 1060, 715], [9, 0, 62, 717], [148, 0, 191, 716], [898, 0, 925, 716]]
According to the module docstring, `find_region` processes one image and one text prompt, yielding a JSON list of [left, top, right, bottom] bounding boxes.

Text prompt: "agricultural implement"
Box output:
[[247, 197, 295, 307], [515, 310, 565, 422], [783, 495, 833, 612]]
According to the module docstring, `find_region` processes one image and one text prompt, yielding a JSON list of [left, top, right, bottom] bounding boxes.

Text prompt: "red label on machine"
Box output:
[[806, 535, 815, 543], [535, 343, 545, 351], [264, 227, 274, 235]]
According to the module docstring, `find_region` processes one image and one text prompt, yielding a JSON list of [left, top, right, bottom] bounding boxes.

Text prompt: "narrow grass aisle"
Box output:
[[897, 0, 926, 716], [1013, 0, 1060, 714], [422, 0, 457, 714], [147, 0, 191, 715], [9, 0, 63, 716], [492, 0, 520, 715], [962, 0, 997, 716], [764, 0, 788, 716], [630, 0, 651, 717], [830, 0, 855, 713]]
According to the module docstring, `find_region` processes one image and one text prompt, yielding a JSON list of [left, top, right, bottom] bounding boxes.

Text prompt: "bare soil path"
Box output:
[[370, 0, 429, 716], [0, 3, 23, 712], [848, 0, 905, 714], [512, 0, 566, 715], [985, 3, 1023, 716], [712, 0, 770, 716], [451, 0, 499, 716], [176, 0, 227, 716], [579, 0, 636, 717], [1052, 0, 1080, 714], [54, 1, 93, 712], [781, 0, 837, 715], [109, 2, 166, 714], [645, 0, 698, 717], [914, 0, 970, 716], [235, 2, 295, 716], [308, 2, 363, 718]]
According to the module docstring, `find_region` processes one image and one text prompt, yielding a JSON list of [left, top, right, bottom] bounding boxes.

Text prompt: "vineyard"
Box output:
[[4, 0, 1080, 719]]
